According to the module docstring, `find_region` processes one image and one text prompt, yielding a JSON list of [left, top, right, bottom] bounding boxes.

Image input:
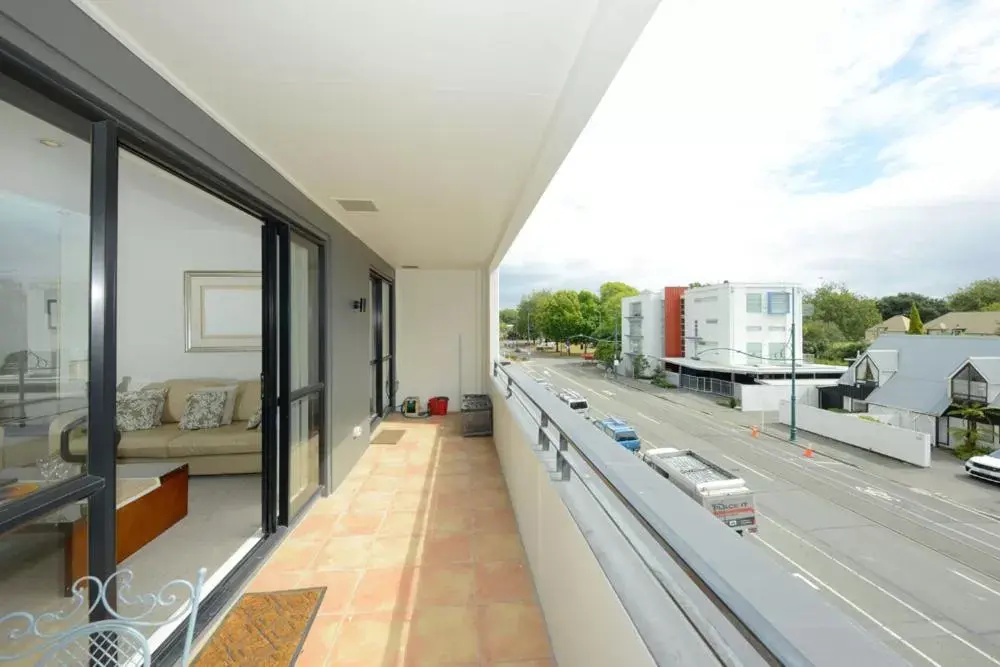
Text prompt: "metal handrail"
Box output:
[[492, 360, 913, 667]]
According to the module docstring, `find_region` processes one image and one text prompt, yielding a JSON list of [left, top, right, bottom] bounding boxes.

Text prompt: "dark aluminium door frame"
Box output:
[[0, 40, 332, 664], [369, 271, 395, 421]]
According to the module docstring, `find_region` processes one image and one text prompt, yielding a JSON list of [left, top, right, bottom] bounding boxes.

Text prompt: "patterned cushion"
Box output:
[[179, 390, 228, 431], [246, 404, 262, 430], [116, 389, 168, 432]]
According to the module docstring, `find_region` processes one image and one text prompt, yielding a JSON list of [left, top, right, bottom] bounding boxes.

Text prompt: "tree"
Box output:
[[806, 282, 882, 341], [499, 308, 518, 327], [802, 320, 846, 359], [537, 290, 583, 352], [631, 354, 649, 379], [595, 281, 640, 341], [876, 293, 947, 322], [514, 291, 550, 341], [947, 403, 1000, 459], [577, 290, 601, 352], [907, 303, 924, 334], [948, 278, 1000, 312], [983, 302, 1000, 312]]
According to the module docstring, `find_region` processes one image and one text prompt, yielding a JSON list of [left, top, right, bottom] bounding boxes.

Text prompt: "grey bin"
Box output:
[[461, 394, 493, 437]]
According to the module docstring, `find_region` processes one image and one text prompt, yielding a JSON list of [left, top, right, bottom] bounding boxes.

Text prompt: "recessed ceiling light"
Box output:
[[39, 139, 62, 148], [335, 198, 378, 213]]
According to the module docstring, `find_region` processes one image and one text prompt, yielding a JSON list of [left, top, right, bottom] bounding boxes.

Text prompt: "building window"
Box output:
[[706, 318, 718, 324], [747, 342, 763, 360], [629, 302, 642, 317], [767, 291, 790, 315], [768, 342, 785, 360], [768, 325, 786, 332], [746, 293, 762, 313], [951, 363, 988, 403], [856, 356, 878, 383], [695, 296, 718, 303], [746, 325, 762, 332], [629, 338, 642, 353]]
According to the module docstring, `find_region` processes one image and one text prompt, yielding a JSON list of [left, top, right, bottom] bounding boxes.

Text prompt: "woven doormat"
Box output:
[[371, 428, 406, 445], [192, 587, 324, 666]]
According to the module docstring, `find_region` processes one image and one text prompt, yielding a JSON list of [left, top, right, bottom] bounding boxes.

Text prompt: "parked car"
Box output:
[[965, 450, 1000, 483], [556, 389, 589, 418], [593, 416, 641, 452]]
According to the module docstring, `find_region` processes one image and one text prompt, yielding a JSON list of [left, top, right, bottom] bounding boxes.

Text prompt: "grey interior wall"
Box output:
[[0, 1, 392, 486]]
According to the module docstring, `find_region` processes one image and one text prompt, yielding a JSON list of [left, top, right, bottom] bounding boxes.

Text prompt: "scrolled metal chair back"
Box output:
[[0, 567, 207, 666]]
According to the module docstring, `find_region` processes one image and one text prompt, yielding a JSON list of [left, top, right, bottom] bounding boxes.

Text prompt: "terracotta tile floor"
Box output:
[[243, 416, 555, 666]]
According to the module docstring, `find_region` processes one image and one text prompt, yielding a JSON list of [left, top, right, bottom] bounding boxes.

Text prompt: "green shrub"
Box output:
[[954, 442, 993, 461], [650, 368, 675, 389]]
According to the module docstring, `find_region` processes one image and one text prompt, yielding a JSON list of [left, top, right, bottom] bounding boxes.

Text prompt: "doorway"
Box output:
[[369, 272, 395, 422]]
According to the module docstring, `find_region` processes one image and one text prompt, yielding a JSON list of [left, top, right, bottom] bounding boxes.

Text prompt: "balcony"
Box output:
[[195, 365, 912, 667]]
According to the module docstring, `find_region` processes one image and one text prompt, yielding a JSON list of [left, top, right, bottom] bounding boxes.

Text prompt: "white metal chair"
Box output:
[[1, 567, 207, 666]]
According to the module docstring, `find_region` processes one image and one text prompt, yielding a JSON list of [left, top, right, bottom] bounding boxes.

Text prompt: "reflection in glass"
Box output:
[[290, 235, 319, 389], [289, 394, 321, 517], [0, 507, 90, 662], [383, 360, 393, 413], [0, 99, 90, 497]]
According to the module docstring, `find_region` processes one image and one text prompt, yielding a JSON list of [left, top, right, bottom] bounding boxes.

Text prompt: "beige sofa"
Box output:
[[51, 378, 262, 476]]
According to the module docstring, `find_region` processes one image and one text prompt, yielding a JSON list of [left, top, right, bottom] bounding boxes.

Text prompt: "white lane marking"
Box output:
[[543, 366, 610, 400], [720, 455, 774, 482], [753, 533, 943, 667], [952, 570, 1000, 598], [762, 514, 1000, 666], [602, 390, 616, 396], [792, 572, 820, 591], [637, 412, 660, 425]]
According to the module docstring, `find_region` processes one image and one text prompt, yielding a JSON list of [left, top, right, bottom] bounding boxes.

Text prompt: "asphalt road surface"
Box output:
[[524, 357, 1000, 667]]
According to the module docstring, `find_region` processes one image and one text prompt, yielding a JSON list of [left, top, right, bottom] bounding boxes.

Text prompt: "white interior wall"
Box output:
[[395, 268, 485, 411], [116, 155, 262, 385]]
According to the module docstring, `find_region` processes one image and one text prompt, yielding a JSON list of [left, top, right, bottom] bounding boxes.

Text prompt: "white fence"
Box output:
[[778, 401, 931, 467], [737, 384, 819, 413]]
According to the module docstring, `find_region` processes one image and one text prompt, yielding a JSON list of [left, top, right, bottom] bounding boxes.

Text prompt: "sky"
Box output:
[[499, 0, 1000, 308]]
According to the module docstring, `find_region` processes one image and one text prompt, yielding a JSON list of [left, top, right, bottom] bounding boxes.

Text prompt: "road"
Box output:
[[524, 356, 1000, 667]]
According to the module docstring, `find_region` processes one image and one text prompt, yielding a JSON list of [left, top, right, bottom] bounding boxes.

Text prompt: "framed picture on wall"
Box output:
[[184, 271, 262, 352]]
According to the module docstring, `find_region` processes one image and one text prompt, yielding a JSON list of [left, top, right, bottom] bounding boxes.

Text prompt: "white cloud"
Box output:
[[501, 0, 1000, 302]]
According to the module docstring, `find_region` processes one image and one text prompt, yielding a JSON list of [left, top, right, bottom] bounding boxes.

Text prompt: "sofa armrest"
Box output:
[[48, 409, 88, 463]]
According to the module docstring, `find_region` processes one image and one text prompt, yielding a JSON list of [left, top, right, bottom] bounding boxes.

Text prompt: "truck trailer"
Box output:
[[639, 447, 756, 535]]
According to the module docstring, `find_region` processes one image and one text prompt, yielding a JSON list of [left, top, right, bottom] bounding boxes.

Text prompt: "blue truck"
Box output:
[[594, 416, 641, 452]]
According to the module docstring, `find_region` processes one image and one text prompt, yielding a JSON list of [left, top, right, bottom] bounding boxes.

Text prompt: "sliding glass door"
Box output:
[[369, 273, 395, 421], [287, 233, 323, 518]]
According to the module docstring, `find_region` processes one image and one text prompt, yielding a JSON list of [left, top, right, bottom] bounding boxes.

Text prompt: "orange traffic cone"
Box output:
[[750, 425, 759, 438], [803, 447, 814, 458]]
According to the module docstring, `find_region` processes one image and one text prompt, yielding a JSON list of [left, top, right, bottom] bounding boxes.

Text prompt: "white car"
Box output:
[[965, 450, 1000, 483]]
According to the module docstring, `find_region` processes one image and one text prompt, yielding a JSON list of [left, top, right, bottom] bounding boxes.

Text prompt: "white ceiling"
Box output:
[[74, 0, 658, 269]]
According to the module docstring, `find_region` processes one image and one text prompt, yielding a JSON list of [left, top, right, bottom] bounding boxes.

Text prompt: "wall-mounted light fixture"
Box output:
[[352, 297, 368, 313]]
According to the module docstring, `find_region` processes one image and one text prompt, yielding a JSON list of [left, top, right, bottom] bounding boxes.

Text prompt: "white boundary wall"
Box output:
[[738, 384, 819, 412], [778, 401, 931, 467]]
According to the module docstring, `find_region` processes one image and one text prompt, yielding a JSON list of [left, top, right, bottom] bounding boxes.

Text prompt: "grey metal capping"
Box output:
[[495, 362, 913, 667], [498, 378, 752, 667]]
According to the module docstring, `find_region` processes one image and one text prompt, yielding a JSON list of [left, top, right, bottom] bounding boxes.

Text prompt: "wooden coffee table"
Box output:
[[1, 462, 189, 595]]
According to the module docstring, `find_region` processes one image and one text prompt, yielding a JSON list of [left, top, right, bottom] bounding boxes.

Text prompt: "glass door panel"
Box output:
[[287, 233, 321, 518]]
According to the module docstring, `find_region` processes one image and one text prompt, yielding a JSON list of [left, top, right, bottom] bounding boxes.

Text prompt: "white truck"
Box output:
[[639, 447, 757, 536]]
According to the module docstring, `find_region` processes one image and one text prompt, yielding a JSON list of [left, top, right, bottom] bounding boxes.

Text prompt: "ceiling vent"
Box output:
[[401, 265, 419, 269], [336, 198, 378, 213]]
